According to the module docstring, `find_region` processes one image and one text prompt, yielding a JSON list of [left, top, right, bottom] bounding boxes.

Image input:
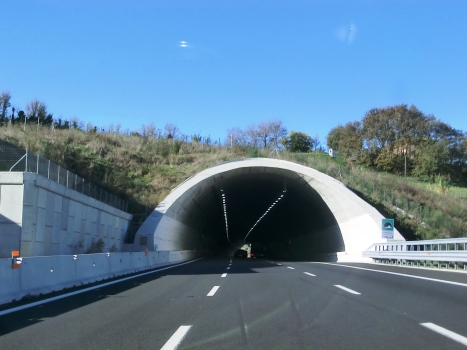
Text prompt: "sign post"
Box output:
[[382, 219, 394, 239]]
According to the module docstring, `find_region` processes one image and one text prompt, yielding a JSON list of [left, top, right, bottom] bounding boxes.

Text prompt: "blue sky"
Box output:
[[2, 0, 466, 145]]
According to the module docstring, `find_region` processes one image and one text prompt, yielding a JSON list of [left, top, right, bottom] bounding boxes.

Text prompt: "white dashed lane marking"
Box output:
[[303, 272, 316, 277], [421, 323, 467, 346], [334, 285, 361, 295], [160, 325, 192, 350], [207, 286, 220, 297], [221, 273, 227, 278]]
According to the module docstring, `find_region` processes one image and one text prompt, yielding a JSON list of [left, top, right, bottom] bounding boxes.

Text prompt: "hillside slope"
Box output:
[[1, 125, 465, 241]]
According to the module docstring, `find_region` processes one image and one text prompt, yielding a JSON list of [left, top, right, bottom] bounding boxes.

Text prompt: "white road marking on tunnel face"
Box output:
[[160, 325, 192, 350], [304, 272, 316, 277], [334, 285, 361, 295], [0, 257, 204, 317], [287, 267, 295, 270], [221, 273, 227, 277], [421, 323, 467, 346], [207, 286, 220, 296], [312, 262, 467, 288]]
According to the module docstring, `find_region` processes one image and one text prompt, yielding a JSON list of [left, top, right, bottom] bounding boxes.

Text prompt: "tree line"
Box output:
[[326, 104, 467, 184], [0, 91, 73, 129], [226, 120, 323, 152]]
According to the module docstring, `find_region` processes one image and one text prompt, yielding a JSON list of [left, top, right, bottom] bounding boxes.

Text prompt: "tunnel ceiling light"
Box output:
[[221, 191, 233, 245], [244, 191, 287, 243]]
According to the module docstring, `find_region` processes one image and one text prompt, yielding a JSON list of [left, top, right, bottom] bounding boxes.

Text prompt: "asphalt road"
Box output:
[[2, 257, 467, 349]]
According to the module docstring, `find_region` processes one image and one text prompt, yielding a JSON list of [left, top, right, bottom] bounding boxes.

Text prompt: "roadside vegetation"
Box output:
[[0, 92, 466, 241]]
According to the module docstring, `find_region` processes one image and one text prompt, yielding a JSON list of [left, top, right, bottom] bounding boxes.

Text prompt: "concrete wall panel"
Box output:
[[0, 223, 21, 257], [0, 185, 24, 224], [37, 188, 47, 209], [1, 173, 132, 259]]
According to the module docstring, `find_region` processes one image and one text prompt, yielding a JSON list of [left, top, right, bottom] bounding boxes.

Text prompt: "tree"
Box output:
[[412, 139, 451, 179], [268, 119, 287, 149], [281, 131, 313, 152], [326, 121, 362, 160], [225, 127, 246, 147], [25, 99, 47, 126], [312, 135, 322, 151], [164, 123, 179, 139], [326, 125, 344, 150], [0, 91, 11, 124], [245, 124, 260, 148], [256, 121, 271, 148]]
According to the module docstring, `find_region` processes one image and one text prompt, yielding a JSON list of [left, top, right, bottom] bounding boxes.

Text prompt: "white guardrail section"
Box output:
[[363, 238, 467, 269]]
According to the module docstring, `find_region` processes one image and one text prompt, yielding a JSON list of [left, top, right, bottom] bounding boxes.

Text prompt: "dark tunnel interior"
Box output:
[[166, 167, 345, 261]]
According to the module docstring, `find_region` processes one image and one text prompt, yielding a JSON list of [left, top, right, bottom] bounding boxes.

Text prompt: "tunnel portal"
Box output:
[[135, 158, 403, 262]]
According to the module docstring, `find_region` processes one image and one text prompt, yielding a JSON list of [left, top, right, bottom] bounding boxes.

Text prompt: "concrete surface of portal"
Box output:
[[135, 158, 404, 262]]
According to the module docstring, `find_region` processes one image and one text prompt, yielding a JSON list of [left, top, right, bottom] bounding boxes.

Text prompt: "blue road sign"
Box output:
[[382, 218, 394, 239]]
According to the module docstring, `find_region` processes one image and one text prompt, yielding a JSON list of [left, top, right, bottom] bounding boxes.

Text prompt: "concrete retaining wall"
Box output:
[[0, 172, 133, 258], [0, 250, 201, 306]]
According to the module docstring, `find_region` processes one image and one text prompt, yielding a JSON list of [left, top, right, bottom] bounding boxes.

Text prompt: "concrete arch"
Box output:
[[134, 158, 403, 262]]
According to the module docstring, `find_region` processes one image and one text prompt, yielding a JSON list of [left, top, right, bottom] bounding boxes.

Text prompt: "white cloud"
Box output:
[[336, 22, 357, 44]]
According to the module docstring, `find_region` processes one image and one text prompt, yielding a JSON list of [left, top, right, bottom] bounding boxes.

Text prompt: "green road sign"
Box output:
[[382, 218, 394, 239]]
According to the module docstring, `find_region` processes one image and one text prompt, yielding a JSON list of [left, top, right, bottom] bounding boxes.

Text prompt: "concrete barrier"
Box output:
[[0, 259, 21, 304], [109, 252, 132, 277], [0, 250, 202, 306], [20, 255, 77, 296], [75, 254, 111, 285]]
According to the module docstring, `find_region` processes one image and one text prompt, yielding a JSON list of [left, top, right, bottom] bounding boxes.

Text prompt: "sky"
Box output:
[[1, 0, 467, 146]]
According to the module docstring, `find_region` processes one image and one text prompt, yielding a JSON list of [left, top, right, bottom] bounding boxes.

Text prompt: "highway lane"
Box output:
[[1, 257, 467, 349]]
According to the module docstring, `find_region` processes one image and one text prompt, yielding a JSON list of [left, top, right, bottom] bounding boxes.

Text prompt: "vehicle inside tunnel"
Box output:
[[162, 167, 345, 261]]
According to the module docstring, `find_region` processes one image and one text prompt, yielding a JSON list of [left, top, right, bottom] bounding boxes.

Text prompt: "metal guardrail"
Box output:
[[363, 238, 467, 269], [0, 139, 128, 212]]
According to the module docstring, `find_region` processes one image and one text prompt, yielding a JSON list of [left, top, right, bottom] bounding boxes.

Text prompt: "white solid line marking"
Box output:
[[421, 323, 467, 346], [334, 285, 361, 295], [304, 272, 316, 277], [207, 286, 220, 297], [160, 325, 192, 350], [0, 257, 205, 317], [221, 273, 227, 277], [226, 267, 230, 270], [287, 267, 295, 270], [312, 262, 467, 288]]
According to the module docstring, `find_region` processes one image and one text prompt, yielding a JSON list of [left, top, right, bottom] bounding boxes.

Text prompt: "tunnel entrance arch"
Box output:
[[135, 158, 403, 262]]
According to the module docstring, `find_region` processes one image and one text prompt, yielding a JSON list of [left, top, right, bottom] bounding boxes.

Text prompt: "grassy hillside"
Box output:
[[1, 125, 466, 241]]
